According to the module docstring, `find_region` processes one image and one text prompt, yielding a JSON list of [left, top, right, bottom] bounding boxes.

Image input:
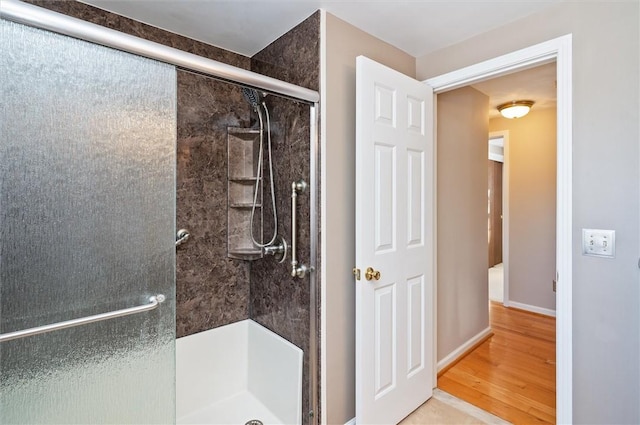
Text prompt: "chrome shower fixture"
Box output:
[[263, 235, 288, 263], [242, 87, 265, 111], [175, 229, 190, 247], [242, 85, 279, 249]]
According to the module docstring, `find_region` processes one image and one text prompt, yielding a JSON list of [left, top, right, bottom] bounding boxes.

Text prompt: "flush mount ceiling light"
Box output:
[[497, 100, 535, 119]]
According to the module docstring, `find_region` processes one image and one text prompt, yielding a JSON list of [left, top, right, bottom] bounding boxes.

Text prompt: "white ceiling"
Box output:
[[472, 62, 557, 119], [79, 0, 560, 111], [80, 0, 563, 58]]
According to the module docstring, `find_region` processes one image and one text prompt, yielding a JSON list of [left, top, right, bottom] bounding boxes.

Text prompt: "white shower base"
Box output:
[[178, 391, 281, 425], [176, 320, 303, 425]]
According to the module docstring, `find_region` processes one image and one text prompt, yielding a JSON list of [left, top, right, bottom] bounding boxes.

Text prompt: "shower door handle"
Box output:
[[0, 294, 165, 343], [291, 179, 310, 278]]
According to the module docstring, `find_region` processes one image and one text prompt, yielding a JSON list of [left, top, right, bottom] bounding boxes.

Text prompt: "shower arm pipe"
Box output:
[[0, 0, 319, 104], [0, 295, 165, 343], [291, 180, 309, 278]]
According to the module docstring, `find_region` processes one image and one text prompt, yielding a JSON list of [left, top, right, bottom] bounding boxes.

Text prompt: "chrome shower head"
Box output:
[[242, 87, 262, 109]]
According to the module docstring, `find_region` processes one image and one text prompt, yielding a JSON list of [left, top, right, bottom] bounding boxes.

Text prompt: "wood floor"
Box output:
[[438, 302, 556, 424]]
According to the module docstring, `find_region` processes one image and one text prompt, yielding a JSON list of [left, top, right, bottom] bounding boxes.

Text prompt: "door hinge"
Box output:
[[353, 267, 361, 281]]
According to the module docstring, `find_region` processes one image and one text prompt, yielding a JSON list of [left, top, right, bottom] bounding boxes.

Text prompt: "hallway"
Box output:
[[438, 302, 556, 424]]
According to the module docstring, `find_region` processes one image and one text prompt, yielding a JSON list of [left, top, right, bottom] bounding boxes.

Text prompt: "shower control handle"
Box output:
[[264, 236, 288, 264]]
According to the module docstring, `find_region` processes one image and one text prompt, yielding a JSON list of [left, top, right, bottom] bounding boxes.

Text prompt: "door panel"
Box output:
[[374, 144, 397, 252], [0, 20, 176, 424], [407, 275, 425, 376], [356, 56, 433, 424], [407, 150, 425, 247], [374, 284, 397, 396], [488, 159, 504, 267]]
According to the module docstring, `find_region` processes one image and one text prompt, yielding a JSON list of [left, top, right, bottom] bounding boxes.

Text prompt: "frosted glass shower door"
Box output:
[[0, 20, 176, 424]]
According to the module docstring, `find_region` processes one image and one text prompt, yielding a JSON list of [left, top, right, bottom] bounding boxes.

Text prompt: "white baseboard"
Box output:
[[506, 300, 556, 317], [344, 418, 356, 425], [437, 327, 492, 372]]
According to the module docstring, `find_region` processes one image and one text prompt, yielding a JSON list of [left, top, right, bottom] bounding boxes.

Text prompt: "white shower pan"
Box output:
[[176, 319, 303, 425]]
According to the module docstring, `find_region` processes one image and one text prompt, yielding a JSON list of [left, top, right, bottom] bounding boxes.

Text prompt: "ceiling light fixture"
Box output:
[[497, 100, 534, 119]]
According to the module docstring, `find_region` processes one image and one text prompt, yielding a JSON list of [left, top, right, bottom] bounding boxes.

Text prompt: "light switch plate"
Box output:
[[582, 228, 615, 258]]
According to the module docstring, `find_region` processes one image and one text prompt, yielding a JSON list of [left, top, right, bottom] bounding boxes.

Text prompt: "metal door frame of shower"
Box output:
[[0, 0, 320, 423]]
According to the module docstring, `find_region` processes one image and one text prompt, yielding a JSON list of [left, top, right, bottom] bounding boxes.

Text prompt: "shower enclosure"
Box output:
[[0, 1, 319, 424]]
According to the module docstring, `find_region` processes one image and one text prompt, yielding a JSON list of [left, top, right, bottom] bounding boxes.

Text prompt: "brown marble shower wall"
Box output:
[[25, 0, 255, 337], [175, 72, 253, 336], [250, 12, 320, 424]]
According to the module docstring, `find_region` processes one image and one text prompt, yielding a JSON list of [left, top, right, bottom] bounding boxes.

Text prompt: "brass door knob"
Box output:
[[365, 267, 381, 281]]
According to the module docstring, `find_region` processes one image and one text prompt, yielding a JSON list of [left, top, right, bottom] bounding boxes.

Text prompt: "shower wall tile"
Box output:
[[176, 73, 252, 337], [251, 12, 320, 91], [250, 11, 320, 425], [26, 0, 255, 337]]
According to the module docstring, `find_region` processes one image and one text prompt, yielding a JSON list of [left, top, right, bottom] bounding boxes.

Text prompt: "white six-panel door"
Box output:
[[355, 56, 434, 424]]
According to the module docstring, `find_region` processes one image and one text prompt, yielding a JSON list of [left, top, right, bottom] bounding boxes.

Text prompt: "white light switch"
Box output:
[[582, 229, 615, 258]]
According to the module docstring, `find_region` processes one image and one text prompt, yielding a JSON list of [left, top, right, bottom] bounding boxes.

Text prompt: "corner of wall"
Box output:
[[319, 8, 328, 425]]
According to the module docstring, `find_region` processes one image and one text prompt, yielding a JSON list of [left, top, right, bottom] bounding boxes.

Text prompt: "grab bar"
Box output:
[[0, 294, 165, 343], [291, 180, 309, 278]]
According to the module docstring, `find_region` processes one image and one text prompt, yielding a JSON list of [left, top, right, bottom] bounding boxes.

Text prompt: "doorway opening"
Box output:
[[425, 34, 572, 424], [478, 62, 558, 318], [488, 133, 505, 304], [434, 61, 558, 423]]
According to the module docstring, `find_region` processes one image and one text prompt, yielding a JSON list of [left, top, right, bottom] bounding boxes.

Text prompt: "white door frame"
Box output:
[[425, 34, 573, 424]]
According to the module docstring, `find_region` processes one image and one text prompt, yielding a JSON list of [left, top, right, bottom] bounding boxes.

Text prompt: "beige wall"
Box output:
[[321, 11, 415, 425], [490, 108, 557, 312], [436, 86, 490, 361], [417, 3, 640, 423]]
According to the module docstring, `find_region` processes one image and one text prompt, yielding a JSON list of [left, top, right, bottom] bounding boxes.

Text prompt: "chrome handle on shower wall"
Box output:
[[175, 229, 190, 247], [291, 180, 309, 278]]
